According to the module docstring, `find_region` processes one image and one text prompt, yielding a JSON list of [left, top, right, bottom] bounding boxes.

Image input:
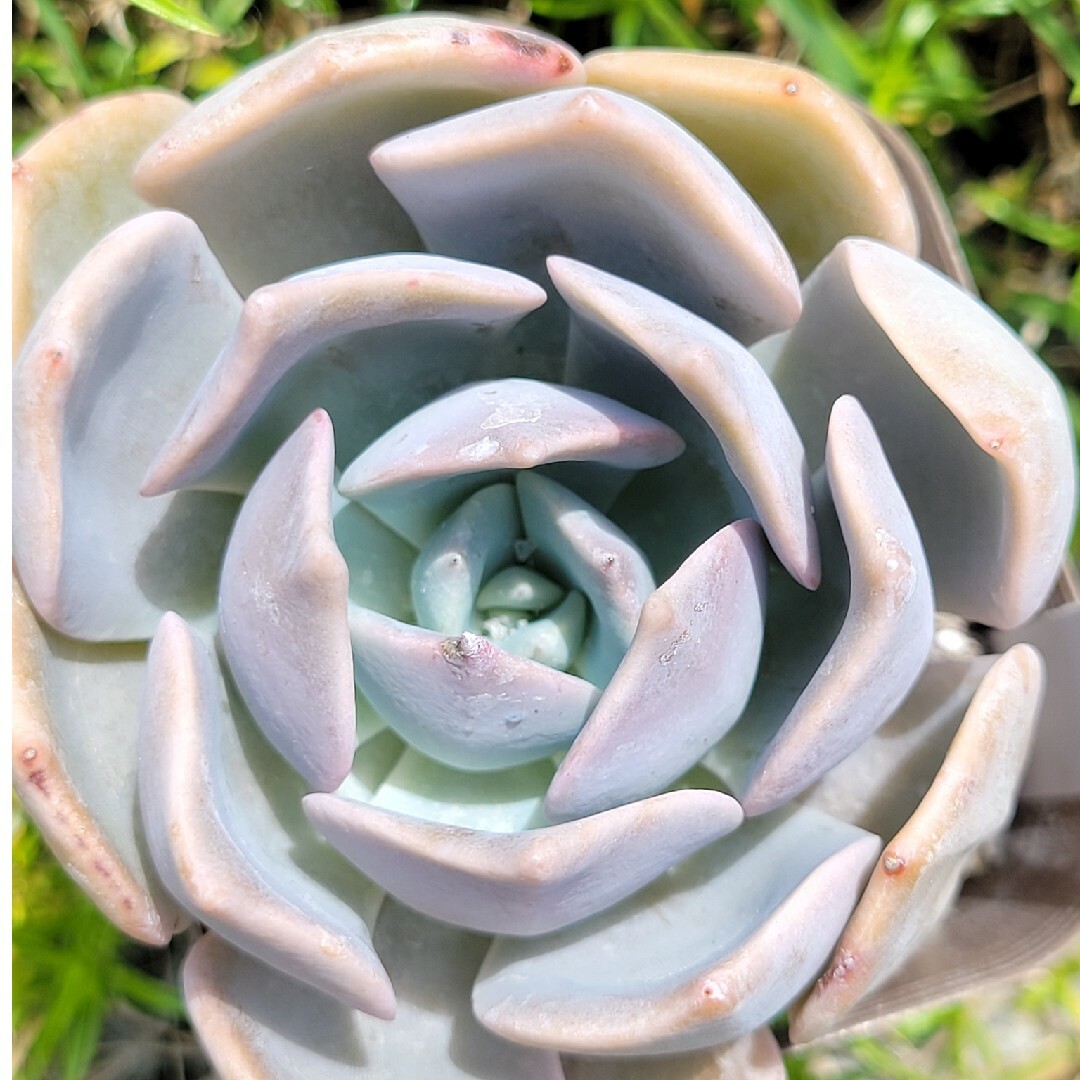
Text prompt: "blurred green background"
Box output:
[[11, 0, 1080, 1076]]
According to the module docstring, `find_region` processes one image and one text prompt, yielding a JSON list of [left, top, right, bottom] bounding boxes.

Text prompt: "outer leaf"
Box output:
[[139, 614, 395, 1018], [134, 16, 585, 293], [474, 807, 880, 1055], [12, 580, 185, 945], [13, 90, 191, 351], [802, 648, 995, 840], [12, 211, 242, 641], [772, 237, 1076, 629], [583, 49, 917, 276], [371, 86, 800, 348], [305, 788, 742, 936], [789, 645, 1045, 1041], [185, 908, 565, 1080], [219, 410, 356, 792]]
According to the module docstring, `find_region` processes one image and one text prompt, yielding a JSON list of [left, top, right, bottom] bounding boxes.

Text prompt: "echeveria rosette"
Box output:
[[11, 13, 1078, 1080]]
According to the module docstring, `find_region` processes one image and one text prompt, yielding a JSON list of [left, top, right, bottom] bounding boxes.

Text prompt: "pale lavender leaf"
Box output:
[[550, 256, 819, 588], [992, 596, 1080, 799], [473, 807, 880, 1055], [516, 471, 655, 686], [371, 86, 800, 348], [772, 237, 1076, 629], [713, 396, 934, 816], [339, 378, 683, 544], [184, 906, 565, 1080], [801, 648, 995, 839], [348, 606, 599, 769], [135, 16, 584, 293], [545, 520, 767, 822], [411, 483, 520, 634], [12, 580, 185, 944], [581, 50, 918, 277], [219, 410, 355, 792], [304, 788, 742, 936], [789, 645, 1045, 1041], [141, 255, 547, 496], [12, 211, 242, 640], [139, 614, 394, 1017]]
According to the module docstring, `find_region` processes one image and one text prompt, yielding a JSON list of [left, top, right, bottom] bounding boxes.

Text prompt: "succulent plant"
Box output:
[[12, 13, 1079, 1079]]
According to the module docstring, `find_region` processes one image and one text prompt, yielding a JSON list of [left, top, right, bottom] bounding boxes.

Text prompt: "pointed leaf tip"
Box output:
[[219, 409, 356, 792]]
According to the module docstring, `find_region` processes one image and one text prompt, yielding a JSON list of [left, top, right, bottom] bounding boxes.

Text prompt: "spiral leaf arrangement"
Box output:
[[11, 14, 1077, 1078]]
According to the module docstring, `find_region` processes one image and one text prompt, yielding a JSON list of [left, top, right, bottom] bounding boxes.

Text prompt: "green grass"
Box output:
[[10, 1, 1080, 1075]]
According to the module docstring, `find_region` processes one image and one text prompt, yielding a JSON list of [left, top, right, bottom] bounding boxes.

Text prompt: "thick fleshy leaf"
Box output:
[[582, 50, 917, 277], [12, 580, 185, 944], [134, 16, 584, 294], [339, 378, 684, 545], [551, 256, 819, 588], [219, 410, 355, 791], [802, 647, 995, 839], [478, 566, 565, 612], [333, 491, 416, 621], [545, 520, 767, 822], [139, 614, 394, 1018], [349, 606, 599, 769], [371, 86, 800, 348], [304, 788, 743, 935], [12, 211, 242, 640], [411, 484, 521, 634], [789, 645, 1045, 1042], [772, 237, 1076, 629], [991, 578, 1080, 799], [563, 1028, 786, 1080], [516, 472, 655, 686], [185, 907, 565, 1080], [854, 106, 975, 289], [370, 749, 552, 832], [13, 90, 191, 351], [473, 806, 880, 1055], [141, 256, 547, 496], [498, 590, 587, 671], [712, 396, 934, 816]]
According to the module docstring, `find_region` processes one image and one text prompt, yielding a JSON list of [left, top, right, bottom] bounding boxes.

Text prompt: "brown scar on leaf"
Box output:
[[494, 30, 550, 61]]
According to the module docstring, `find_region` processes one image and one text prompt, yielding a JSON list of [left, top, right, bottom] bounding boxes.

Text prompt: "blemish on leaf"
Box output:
[[441, 631, 488, 667], [494, 30, 550, 61], [882, 851, 906, 875], [820, 948, 857, 986], [659, 629, 690, 665]]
